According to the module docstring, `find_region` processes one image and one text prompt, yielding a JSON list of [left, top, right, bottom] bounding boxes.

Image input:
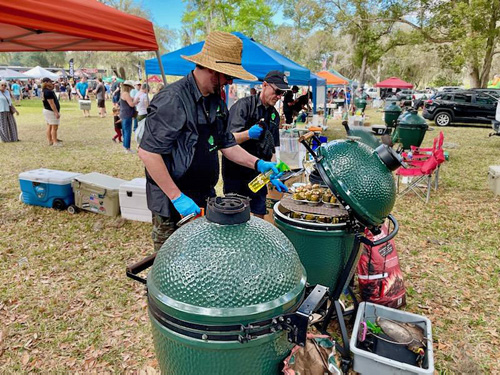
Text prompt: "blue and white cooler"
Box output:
[[19, 168, 81, 210]]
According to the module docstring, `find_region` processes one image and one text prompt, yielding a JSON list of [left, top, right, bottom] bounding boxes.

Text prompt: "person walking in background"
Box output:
[[11, 80, 21, 105], [133, 83, 149, 122], [119, 80, 136, 153], [33, 81, 39, 98], [76, 76, 90, 117], [95, 78, 107, 118], [112, 107, 122, 143], [104, 81, 111, 100], [283, 85, 298, 125], [41, 77, 62, 147], [111, 76, 120, 109], [59, 81, 68, 101], [23, 81, 31, 100], [69, 80, 76, 101], [130, 81, 141, 131], [0, 80, 19, 142]]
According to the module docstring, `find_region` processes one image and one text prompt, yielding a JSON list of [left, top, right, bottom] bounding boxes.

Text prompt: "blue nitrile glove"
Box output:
[[271, 179, 288, 192], [248, 124, 263, 139], [256, 159, 279, 175], [172, 193, 201, 217]]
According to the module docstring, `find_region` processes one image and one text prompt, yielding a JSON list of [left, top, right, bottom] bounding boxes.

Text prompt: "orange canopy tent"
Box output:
[[316, 70, 349, 85], [0, 0, 166, 82]]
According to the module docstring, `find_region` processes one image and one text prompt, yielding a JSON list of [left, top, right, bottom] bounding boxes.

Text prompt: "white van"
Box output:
[[365, 87, 380, 99]]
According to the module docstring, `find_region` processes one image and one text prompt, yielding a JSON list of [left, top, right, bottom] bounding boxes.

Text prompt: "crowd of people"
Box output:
[[0, 75, 156, 152], [1, 33, 316, 252]]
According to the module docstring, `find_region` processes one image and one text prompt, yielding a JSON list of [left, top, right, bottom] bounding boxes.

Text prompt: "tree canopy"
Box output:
[[2, 0, 500, 88]]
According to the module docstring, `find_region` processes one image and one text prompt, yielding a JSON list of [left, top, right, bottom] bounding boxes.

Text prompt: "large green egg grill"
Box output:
[[274, 203, 357, 291], [147, 196, 306, 375], [315, 139, 400, 229], [384, 101, 402, 129], [392, 109, 429, 150]]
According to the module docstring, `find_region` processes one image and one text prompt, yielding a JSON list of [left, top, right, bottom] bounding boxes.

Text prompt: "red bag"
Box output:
[[357, 224, 406, 309]]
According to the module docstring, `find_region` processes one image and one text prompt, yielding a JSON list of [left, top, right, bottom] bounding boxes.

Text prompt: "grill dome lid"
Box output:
[[148, 196, 306, 325]]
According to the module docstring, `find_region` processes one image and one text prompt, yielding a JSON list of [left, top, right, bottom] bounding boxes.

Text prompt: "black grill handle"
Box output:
[[298, 131, 322, 161], [362, 214, 399, 247], [126, 253, 157, 285]]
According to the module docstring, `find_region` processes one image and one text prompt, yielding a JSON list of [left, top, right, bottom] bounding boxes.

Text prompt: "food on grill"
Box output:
[[291, 212, 303, 219], [304, 214, 316, 221], [310, 194, 320, 202], [330, 196, 337, 203]]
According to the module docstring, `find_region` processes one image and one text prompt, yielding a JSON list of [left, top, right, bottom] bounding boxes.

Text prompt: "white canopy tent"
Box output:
[[0, 68, 30, 80], [23, 66, 59, 80]]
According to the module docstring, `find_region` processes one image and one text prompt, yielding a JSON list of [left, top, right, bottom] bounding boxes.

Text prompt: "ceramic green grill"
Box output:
[[392, 109, 429, 149], [299, 134, 401, 230], [126, 195, 329, 375]]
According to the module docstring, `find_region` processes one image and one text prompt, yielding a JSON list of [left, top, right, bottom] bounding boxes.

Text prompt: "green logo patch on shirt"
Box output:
[[271, 113, 276, 121], [208, 135, 218, 152]]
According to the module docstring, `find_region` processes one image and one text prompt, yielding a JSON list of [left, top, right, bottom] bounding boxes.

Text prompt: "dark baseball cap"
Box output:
[[41, 77, 53, 83], [263, 70, 290, 90]]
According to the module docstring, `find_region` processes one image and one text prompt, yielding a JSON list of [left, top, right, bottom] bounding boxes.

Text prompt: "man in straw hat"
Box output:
[[222, 70, 289, 218], [138, 31, 284, 251]]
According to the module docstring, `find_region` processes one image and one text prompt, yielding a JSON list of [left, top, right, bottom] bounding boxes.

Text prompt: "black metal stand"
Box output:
[[318, 215, 399, 373]]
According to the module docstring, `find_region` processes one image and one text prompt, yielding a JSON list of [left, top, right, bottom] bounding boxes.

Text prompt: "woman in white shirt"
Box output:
[[133, 83, 150, 121]]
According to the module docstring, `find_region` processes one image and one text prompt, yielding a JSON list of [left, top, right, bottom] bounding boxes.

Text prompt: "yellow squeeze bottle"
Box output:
[[248, 161, 290, 193]]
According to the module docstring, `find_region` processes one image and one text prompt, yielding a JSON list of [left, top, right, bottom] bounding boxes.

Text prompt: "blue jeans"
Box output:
[[133, 117, 138, 131], [121, 117, 133, 149]]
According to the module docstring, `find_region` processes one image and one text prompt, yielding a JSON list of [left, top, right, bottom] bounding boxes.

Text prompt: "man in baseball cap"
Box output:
[[138, 31, 284, 251], [222, 70, 289, 217]]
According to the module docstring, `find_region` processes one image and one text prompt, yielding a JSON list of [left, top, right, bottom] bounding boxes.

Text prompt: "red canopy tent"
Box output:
[[147, 75, 163, 83], [0, 0, 166, 83], [375, 77, 414, 89]]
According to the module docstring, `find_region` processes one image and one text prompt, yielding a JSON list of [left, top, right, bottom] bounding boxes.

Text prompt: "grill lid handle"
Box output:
[[375, 144, 402, 171], [206, 194, 251, 225]]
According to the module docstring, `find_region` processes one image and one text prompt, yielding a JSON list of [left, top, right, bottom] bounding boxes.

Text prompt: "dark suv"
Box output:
[[423, 90, 498, 126]]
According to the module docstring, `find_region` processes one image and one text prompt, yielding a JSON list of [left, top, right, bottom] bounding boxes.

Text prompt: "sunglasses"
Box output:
[[269, 84, 284, 96], [223, 73, 235, 81]]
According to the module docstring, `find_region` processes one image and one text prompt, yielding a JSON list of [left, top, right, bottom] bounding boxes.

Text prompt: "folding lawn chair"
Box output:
[[410, 132, 446, 190], [396, 152, 443, 203], [402, 132, 446, 190]]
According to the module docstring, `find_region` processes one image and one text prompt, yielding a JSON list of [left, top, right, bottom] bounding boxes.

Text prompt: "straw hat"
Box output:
[[123, 80, 135, 87], [182, 31, 257, 81]]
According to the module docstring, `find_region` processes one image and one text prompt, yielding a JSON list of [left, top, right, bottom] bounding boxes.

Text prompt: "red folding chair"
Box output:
[[396, 152, 442, 203], [402, 132, 445, 190]]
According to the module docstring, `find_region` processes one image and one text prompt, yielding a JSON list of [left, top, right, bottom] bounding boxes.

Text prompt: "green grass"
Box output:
[[1, 100, 500, 373]]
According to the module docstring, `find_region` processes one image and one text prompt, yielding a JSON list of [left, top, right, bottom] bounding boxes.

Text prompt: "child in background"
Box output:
[[112, 107, 122, 143]]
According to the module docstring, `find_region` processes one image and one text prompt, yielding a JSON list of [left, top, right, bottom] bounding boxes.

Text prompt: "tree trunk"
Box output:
[[479, 2, 500, 87], [359, 54, 367, 88], [469, 67, 481, 88]]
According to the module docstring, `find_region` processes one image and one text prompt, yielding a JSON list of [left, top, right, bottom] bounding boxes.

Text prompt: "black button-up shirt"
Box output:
[[222, 95, 280, 182], [140, 72, 237, 217]]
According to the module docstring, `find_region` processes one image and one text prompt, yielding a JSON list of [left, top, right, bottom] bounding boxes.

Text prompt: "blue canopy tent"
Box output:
[[145, 32, 327, 112]]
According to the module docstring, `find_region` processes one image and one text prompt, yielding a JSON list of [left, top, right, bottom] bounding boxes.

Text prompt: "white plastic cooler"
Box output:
[[119, 178, 152, 222], [488, 166, 500, 195]]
